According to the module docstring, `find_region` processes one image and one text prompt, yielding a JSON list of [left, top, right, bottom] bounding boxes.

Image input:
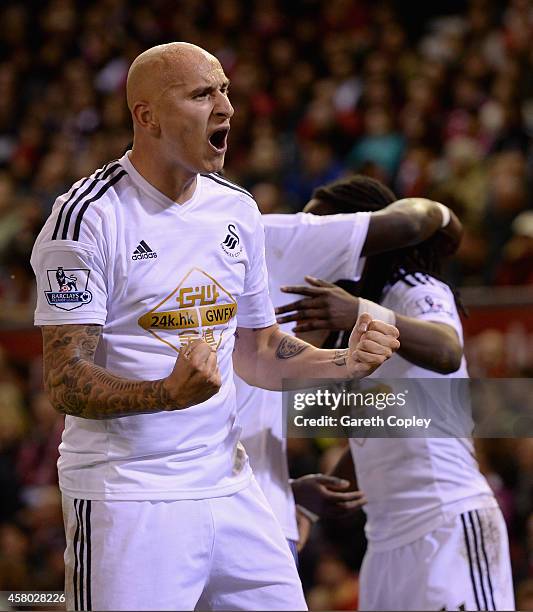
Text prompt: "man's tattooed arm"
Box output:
[[234, 316, 399, 389], [333, 349, 349, 366], [274, 337, 350, 367], [42, 325, 173, 419], [275, 336, 308, 359], [233, 326, 355, 390]]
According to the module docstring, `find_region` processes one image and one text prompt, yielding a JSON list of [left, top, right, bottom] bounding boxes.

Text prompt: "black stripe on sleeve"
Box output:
[[72, 169, 127, 241], [469, 511, 489, 611], [73, 499, 81, 611], [461, 512, 481, 610], [62, 163, 121, 240], [475, 510, 496, 610], [201, 173, 253, 198], [52, 163, 114, 240], [52, 177, 95, 241], [86, 501, 92, 611]]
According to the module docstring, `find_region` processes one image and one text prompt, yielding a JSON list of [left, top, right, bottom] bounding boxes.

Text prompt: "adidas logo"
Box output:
[[132, 240, 158, 260]]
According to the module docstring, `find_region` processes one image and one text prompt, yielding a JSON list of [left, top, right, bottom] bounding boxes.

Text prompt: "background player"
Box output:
[[277, 179, 515, 610], [235, 174, 461, 553]]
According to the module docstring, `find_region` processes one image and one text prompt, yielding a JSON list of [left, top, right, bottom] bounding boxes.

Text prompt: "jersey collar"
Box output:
[[120, 152, 203, 212]]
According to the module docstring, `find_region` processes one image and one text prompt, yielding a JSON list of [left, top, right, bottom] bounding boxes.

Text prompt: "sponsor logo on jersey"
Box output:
[[45, 266, 93, 311], [138, 267, 237, 353], [220, 224, 243, 258], [132, 240, 158, 260], [415, 295, 453, 317]]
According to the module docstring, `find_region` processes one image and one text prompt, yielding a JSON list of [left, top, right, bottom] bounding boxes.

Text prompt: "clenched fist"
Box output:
[[346, 313, 400, 377], [163, 339, 221, 409]]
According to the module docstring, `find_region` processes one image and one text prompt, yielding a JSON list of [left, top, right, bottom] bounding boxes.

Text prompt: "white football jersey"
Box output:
[[31, 152, 276, 501], [350, 274, 496, 551], [235, 212, 371, 539]]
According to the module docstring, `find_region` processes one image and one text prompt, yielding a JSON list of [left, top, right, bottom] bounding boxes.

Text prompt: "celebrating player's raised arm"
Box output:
[[305, 179, 462, 257], [361, 198, 462, 256], [232, 314, 400, 390], [42, 325, 221, 418]]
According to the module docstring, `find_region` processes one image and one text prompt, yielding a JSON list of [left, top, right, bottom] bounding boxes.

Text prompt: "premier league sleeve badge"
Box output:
[[45, 266, 93, 311]]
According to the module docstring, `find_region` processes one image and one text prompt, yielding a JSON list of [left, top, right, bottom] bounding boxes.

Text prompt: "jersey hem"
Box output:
[[281, 525, 299, 541], [366, 494, 498, 552], [35, 316, 106, 325], [58, 471, 252, 501], [236, 315, 276, 329]]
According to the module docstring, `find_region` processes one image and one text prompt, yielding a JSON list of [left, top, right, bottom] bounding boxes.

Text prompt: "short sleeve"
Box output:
[[389, 277, 463, 342], [236, 215, 276, 329], [264, 212, 371, 282], [31, 240, 108, 326]]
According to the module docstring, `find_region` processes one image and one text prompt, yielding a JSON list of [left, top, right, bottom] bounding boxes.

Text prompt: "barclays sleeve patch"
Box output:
[[45, 266, 93, 311], [414, 295, 453, 317]]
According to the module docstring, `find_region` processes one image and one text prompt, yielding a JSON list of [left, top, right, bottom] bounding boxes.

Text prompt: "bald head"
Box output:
[[126, 42, 221, 112], [127, 41, 233, 180]]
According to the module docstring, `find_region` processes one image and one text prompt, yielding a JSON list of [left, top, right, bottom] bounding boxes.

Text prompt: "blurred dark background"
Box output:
[[0, 0, 531, 609]]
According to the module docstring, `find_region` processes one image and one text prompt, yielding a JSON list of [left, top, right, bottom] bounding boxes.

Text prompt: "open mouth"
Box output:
[[208, 127, 229, 152]]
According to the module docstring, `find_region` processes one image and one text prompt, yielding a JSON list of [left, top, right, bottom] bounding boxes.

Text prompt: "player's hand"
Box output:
[[276, 276, 359, 332], [346, 314, 400, 377], [163, 339, 221, 409], [291, 474, 367, 520]]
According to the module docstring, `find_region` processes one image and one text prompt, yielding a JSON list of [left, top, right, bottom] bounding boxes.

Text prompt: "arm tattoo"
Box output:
[[333, 349, 348, 366], [42, 325, 172, 419], [275, 336, 308, 360]]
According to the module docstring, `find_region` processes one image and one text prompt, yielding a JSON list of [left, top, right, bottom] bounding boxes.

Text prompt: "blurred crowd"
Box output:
[[0, 348, 65, 597], [0, 0, 532, 322], [0, 0, 532, 609]]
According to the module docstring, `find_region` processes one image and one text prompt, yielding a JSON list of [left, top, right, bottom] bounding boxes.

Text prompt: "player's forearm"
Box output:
[[234, 329, 351, 390], [363, 198, 444, 256], [392, 198, 445, 244], [42, 325, 173, 419], [46, 359, 172, 419], [395, 315, 462, 374]]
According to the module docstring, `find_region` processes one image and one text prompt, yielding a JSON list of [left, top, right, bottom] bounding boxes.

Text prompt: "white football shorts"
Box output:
[[62, 478, 307, 611], [359, 506, 515, 611]]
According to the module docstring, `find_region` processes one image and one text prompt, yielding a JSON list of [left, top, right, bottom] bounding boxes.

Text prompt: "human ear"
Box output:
[[132, 101, 160, 135]]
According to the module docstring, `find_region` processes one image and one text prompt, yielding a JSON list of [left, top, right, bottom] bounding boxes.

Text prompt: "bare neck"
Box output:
[[129, 144, 197, 204]]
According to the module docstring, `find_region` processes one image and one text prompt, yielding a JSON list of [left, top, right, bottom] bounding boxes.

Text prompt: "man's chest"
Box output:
[[108, 215, 248, 353]]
